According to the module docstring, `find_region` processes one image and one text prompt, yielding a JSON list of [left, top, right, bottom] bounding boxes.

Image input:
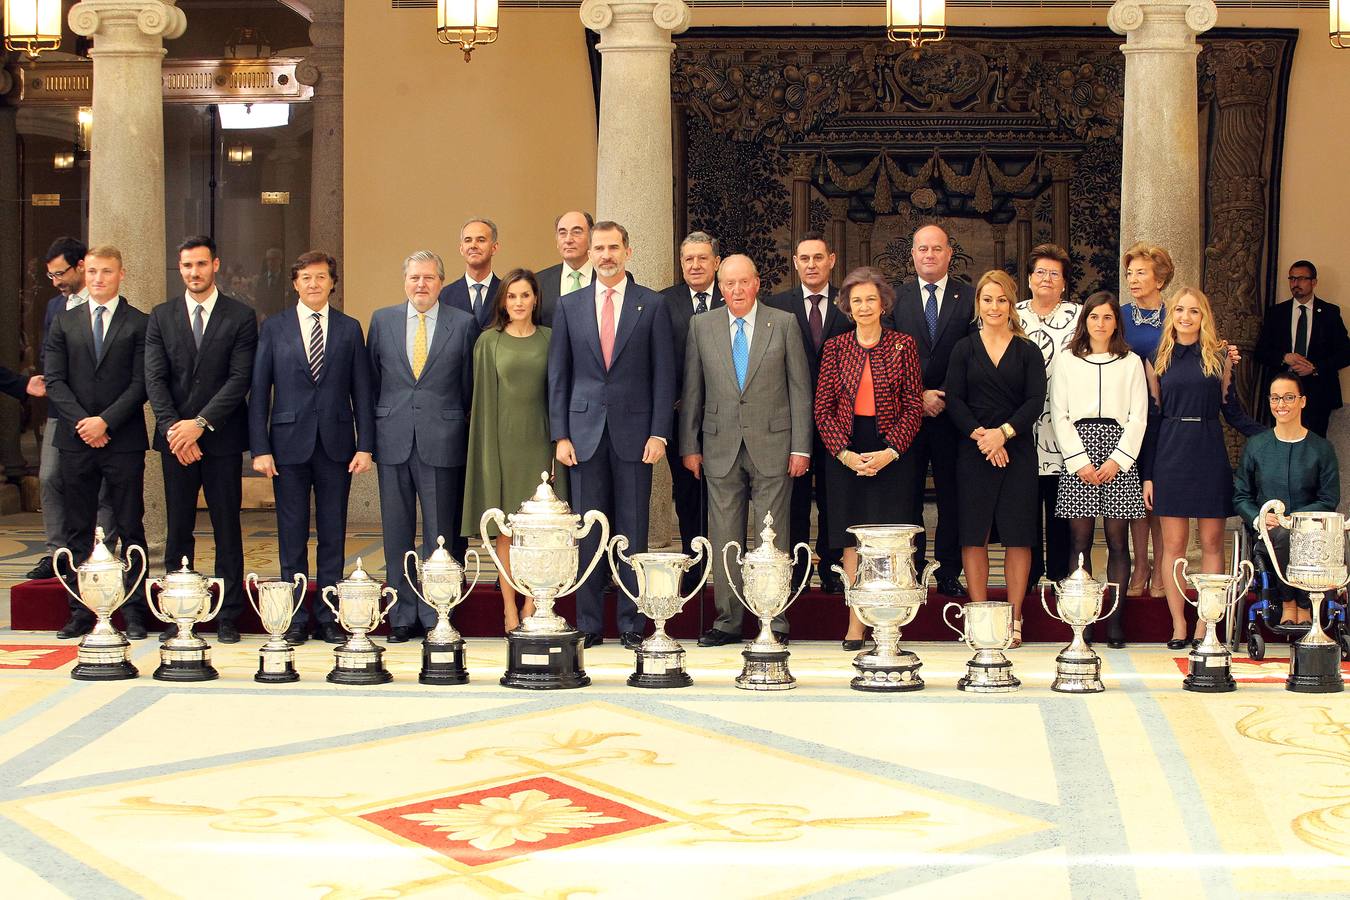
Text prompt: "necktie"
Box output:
[[694, 292, 709, 315], [733, 317, 749, 390], [308, 311, 324, 381], [93, 305, 106, 361], [1295, 304, 1309, 357], [924, 283, 939, 342], [192, 303, 205, 350], [411, 312, 428, 379], [472, 283, 485, 317], [568, 270, 583, 293], [600, 288, 616, 369], [807, 294, 824, 350]]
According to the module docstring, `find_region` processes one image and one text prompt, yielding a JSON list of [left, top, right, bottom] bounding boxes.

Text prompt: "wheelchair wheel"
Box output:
[[1248, 631, 1265, 661]]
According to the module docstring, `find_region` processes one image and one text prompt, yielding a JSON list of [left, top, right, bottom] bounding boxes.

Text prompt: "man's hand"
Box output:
[[787, 455, 810, 478], [922, 389, 946, 417], [76, 416, 108, 446], [349, 451, 373, 475], [253, 454, 278, 478], [167, 419, 205, 453], [1097, 459, 1121, 483], [1283, 352, 1315, 376], [26, 375, 45, 397], [641, 437, 665, 465], [173, 443, 203, 466], [683, 453, 702, 479], [555, 438, 578, 467]]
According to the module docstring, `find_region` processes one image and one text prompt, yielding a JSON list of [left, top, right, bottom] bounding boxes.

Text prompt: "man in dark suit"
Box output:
[[144, 236, 258, 643], [250, 251, 375, 644], [255, 247, 289, 319], [1254, 259, 1350, 437], [548, 221, 676, 649], [437, 218, 501, 331], [43, 245, 151, 640], [534, 211, 594, 326], [660, 231, 723, 581], [767, 231, 852, 594], [890, 223, 976, 597], [368, 250, 477, 642]]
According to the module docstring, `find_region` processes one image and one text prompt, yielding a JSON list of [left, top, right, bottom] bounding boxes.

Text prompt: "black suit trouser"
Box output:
[[377, 443, 466, 630], [667, 435, 708, 587], [274, 447, 350, 632], [788, 431, 842, 586], [1030, 474, 1072, 585], [58, 447, 148, 624], [906, 413, 962, 578], [160, 451, 245, 626], [571, 427, 649, 637]]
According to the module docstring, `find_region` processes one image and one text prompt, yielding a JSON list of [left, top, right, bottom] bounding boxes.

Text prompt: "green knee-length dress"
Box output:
[[462, 327, 569, 539]]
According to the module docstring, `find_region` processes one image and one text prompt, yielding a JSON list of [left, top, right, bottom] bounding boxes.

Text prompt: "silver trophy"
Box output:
[[147, 558, 224, 682], [1040, 555, 1119, 693], [404, 536, 480, 685], [1258, 500, 1348, 693], [482, 473, 609, 690], [321, 558, 398, 685], [608, 534, 712, 688], [833, 524, 938, 692], [723, 513, 811, 691], [246, 572, 307, 683], [943, 600, 1020, 693], [1174, 558, 1254, 693], [54, 526, 148, 681]]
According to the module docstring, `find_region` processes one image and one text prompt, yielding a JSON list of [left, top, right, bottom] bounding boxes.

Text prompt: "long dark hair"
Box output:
[[491, 268, 542, 332], [1068, 291, 1131, 359]]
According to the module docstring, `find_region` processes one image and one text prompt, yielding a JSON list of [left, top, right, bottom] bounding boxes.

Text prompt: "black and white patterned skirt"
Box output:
[[1054, 419, 1146, 520]]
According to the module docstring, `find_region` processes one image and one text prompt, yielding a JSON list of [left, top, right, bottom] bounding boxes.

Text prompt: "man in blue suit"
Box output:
[[368, 250, 477, 641], [437, 218, 501, 331], [548, 221, 676, 649], [250, 251, 375, 645]]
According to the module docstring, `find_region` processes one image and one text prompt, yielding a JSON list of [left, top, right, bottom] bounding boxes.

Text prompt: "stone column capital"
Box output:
[[70, 0, 186, 43], [1108, 1, 1217, 47], [580, 0, 691, 50]]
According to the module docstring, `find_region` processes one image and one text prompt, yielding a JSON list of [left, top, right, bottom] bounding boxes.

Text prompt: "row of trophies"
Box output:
[[53, 477, 1346, 695]]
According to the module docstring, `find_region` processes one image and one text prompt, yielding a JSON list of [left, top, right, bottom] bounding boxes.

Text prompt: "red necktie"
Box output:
[[600, 288, 616, 369]]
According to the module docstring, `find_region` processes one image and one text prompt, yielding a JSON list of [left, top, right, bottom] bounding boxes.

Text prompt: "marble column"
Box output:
[[787, 154, 814, 270], [0, 98, 25, 510], [1109, 0, 1217, 294], [297, 0, 344, 307]]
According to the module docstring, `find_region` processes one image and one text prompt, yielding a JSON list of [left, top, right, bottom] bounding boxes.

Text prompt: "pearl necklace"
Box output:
[[1130, 302, 1162, 328]]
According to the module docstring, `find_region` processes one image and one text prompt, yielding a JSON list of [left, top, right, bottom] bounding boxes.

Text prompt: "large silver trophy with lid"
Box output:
[[147, 558, 224, 682], [54, 526, 147, 681], [482, 472, 609, 690], [247, 572, 307, 683], [723, 513, 811, 691], [321, 558, 398, 685], [1258, 500, 1348, 693], [1174, 558, 1254, 693], [608, 534, 712, 688], [404, 537, 480, 685], [1040, 555, 1119, 693], [943, 600, 1020, 692], [833, 524, 938, 692]]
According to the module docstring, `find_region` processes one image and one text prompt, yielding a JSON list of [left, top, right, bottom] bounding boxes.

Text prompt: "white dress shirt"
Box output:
[[1290, 298, 1314, 351], [562, 262, 594, 296], [405, 301, 439, 363], [88, 295, 119, 330], [66, 287, 90, 312], [688, 284, 715, 313], [919, 274, 951, 313], [466, 274, 494, 314], [594, 276, 628, 331], [298, 302, 330, 352], [185, 287, 219, 333]]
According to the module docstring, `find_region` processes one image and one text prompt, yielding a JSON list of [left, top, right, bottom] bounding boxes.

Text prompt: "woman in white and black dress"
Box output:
[[1049, 291, 1148, 648]]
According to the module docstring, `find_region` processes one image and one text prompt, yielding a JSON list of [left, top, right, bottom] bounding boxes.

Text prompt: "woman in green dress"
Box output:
[[462, 268, 568, 631]]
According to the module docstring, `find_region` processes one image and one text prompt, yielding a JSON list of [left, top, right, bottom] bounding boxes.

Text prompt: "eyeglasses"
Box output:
[[46, 264, 74, 281], [1288, 275, 1314, 282], [1032, 269, 1063, 280], [1269, 394, 1302, 405]]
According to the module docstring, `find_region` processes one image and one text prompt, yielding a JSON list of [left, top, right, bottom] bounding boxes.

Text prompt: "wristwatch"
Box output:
[[193, 416, 213, 432], [999, 423, 1016, 441]]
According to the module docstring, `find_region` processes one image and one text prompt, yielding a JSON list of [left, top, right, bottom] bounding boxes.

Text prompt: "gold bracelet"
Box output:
[[1000, 423, 1015, 441]]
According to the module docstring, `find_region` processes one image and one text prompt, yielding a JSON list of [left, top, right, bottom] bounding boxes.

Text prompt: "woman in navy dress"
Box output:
[[1141, 287, 1263, 648]]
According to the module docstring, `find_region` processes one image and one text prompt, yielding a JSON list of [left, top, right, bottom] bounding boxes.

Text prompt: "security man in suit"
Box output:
[[250, 251, 375, 644], [144, 236, 258, 643], [368, 250, 478, 641], [43, 245, 151, 640], [535, 211, 594, 326], [438, 218, 501, 331], [681, 254, 812, 646]]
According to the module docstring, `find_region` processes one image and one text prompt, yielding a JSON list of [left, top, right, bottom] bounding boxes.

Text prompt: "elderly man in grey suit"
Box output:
[[368, 250, 478, 642], [680, 254, 812, 647]]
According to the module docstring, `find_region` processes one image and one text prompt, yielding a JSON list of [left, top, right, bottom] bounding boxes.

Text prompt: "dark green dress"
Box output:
[[462, 327, 568, 538]]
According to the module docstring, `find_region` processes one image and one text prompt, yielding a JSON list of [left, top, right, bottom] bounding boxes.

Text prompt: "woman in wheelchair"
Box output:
[[1233, 371, 1340, 626]]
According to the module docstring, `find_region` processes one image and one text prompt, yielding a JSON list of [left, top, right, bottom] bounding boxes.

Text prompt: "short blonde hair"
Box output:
[[974, 269, 1027, 338], [1122, 242, 1174, 290], [85, 245, 123, 266]]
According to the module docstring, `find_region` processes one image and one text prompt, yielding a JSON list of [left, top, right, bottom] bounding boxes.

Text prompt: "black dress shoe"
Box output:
[[937, 578, 968, 598], [772, 631, 790, 646], [1107, 638, 1126, 650], [124, 621, 148, 641], [620, 631, 643, 650], [820, 577, 845, 596], [57, 617, 94, 639], [160, 624, 179, 642], [26, 556, 56, 580], [283, 626, 308, 646], [217, 623, 241, 644], [1166, 638, 1189, 650], [697, 628, 740, 647], [842, 639, 865, 651], [583, 632, 603, 648], [321, 623, 345, 644], [388, 626, 412, 643]]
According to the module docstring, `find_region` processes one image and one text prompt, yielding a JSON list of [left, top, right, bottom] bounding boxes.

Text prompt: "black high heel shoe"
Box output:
[[842, 639, 865, 651], [1165, 637, 1189, 650]]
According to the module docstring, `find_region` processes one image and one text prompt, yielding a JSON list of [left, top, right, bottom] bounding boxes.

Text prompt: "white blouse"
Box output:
[[1017, 299, 1081, 475], [1049, 351, 1149, 473]]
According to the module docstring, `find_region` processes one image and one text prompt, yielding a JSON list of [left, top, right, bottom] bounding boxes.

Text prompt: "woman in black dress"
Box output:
[[944, 270, 1047, 645]]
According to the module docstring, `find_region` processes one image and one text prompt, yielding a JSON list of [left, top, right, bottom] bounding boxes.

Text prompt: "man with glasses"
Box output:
[[535, 211, 594, 326], [1254, 260, 1350, 436]]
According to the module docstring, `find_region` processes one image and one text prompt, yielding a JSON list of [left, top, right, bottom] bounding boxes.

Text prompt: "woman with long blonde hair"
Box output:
[[1140, 287, 1263, 648]]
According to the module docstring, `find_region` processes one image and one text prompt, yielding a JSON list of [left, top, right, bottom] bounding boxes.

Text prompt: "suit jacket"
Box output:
[[40, 293, 70, 372], [814, 329, 924, 457], [679, 302, 812, 479], [889, 278, 978, 391], [43, 298, 149, 453], [1254, 296, 1350, 412], [547, 279, 676, 463], [367, 301, 477, 468], [249, 306, 375, 465], [766, 286, 850, 388], [0, 366, 27, 400], [660, 282, 724, 396], [438, 274, 500, 331], [144, 293, 258, 455]]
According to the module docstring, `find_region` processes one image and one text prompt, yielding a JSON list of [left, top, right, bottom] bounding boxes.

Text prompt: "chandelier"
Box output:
[[3, 0, 63, 57], [887, 0, 945, 56], [1334, 0, 1349, 49], [437, 0, 498, 62]]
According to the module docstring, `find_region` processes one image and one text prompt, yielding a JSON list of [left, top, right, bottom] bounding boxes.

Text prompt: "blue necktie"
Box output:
[[924, 283, 939, 343], [93, 304, 106, 361], [733, 317, 749, 391]]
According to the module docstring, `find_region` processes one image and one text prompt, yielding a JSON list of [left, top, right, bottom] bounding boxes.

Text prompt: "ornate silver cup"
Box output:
[[404, 536, 480, 685], [482, 473, 609, 690], [321, 558, 398, 685], [723, 513, 811, 691], [1040, 554, 1119, 693], [246, 572, 306, 683], [1173, 558, 1253, 693], [147, 558, 224, 682], [609, 534, 712, 688], [1258, 499, 1348, 694], [54, 526, 147, 681], [943, 600, 1020, 693], [832, 523, 938, 692]]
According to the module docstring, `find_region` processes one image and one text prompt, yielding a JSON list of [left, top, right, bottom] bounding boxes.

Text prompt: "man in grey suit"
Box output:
[[680, 255, 812, 647], [534, 210, 594, 326], [368, 250, 478, 641]]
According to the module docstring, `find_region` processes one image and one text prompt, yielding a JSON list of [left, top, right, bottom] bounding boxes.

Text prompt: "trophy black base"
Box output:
[[153, 645, 218, 682], [629, 648, 692, 688], [1184, 647, 1236, 693], [851, 648, 923, 692], [957, 655, 1020, 693], [501, 629, 589, 690], [735, 648, 795, 691], [72, 641, 138, 681], [420, 640, 470, 686], [1051, 652, 1105, 693], [255, 646, 300, 683], [1286, 641, 1345, 694], [327, 644, 393, 685]]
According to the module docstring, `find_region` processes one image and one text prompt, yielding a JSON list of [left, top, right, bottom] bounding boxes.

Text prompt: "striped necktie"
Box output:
[[308, 311, 324, 380]]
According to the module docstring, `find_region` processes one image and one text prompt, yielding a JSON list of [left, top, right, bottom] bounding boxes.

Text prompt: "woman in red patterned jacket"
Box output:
[[814, 267, 925, 650]]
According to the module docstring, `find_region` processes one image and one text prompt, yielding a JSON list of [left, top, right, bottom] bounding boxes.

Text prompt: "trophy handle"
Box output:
[[204, 578, 225, 623], [1039, 579, 1064, 623], [564, 510, 610, 598], [1256, 499, 1295, 588], [480, 509, 524, 597], [462, 547, 482, 601], [1101, 583, 1121, 622], [1174, 557, 1194, 608], [1228, 558, 1255, 608], [678, 536, 714, 607], [722, 541, 748, 614], [51, 548, 83, 604], [607, 535, 640, 605], [123, 544, 148, 602], [830, 563, 850, 590], [402, 549, 427, 607], [378, 585, 398, 623], [320, 585, 339, 618], [941, 601, 965, 641], [245, 572, 262, 620], [291, 573, 308, 619], [145, 577, 173, 624], [783, 542, 813, 612], [919, 560, 941, 591]]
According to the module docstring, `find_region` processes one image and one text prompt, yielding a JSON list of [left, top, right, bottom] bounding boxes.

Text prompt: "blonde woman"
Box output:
[[1140, 287, 1263, 648]]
